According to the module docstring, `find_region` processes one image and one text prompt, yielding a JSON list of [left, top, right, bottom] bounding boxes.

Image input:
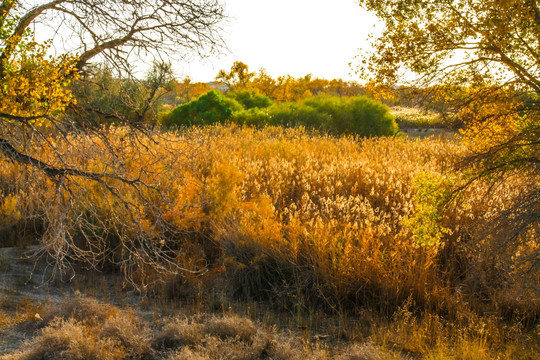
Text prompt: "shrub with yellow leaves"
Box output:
[[0, 124, 536, 317]]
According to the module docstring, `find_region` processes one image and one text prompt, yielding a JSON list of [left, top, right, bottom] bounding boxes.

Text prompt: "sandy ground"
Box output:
[[0, 246, 143, 354], [0, 247, 68, 353]]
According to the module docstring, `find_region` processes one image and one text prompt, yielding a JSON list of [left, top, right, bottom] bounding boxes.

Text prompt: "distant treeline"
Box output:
[[72, 60, 520, 132]]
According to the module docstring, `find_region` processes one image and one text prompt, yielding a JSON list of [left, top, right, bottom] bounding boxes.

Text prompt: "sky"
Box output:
[[175, 0, 381, 82]]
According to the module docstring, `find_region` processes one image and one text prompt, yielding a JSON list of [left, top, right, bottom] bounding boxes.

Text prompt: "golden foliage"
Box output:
[[0, 125, 536, 313], [0, 38, 78, 118], [216, 61, 365, 101]]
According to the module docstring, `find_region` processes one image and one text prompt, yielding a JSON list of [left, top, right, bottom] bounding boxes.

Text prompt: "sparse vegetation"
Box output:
[[1, 292, 538, 359], [390, 106, 445, 129], [0, 295, 398, 360]]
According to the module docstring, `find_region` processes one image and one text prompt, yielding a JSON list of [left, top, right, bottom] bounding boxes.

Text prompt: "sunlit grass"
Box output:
[[0, 124, 538, 358], [391, 106, 445, 128]]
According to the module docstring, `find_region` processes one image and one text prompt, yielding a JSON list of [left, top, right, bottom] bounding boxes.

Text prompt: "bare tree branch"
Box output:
[[0, 0, 225, 286]]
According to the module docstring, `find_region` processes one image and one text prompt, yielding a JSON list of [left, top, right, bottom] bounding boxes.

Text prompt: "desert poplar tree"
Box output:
[[0, 0, 226, 285], [356, 0, 539, 281]]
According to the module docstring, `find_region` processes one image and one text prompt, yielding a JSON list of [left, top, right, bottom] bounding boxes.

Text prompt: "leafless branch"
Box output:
[[0, 0, 225, 287]]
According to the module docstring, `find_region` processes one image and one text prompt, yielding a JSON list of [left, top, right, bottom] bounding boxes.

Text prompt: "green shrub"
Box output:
[[162, 92, 398, 137], [267, 101, 332, 129], [226, 89, 273, 109], [161, 90, 243, 127], [267, 95, 398, 136], [230, 108, 271, 126], [404, 172, 454, 248]]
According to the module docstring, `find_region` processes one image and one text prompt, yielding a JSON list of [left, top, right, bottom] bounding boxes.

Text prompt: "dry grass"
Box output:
[[2, 318, 125, 360], [0, 124, 538, 358], [154, 316, 205, 348], [333, 343, 391, 360], [1, 125, 537, 310], [390, 106, 444, 128], [1, 295, 397, 360], [1, 293, 538, 359]]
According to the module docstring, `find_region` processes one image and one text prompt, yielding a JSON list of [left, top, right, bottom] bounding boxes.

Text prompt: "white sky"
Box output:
[[175, 0, 381, 82]]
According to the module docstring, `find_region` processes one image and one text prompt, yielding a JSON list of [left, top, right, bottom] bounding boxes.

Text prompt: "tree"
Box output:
[[215, 61, 255, 91], [172, 76, 214, 104], [70, 61, 174, 126], [356, 1, 539, 278], [0, 0, 226, 285], [251, 68, 279, 98]]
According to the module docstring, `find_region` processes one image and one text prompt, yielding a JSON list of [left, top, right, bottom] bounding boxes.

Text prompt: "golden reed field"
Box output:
[[0, 125, 538, 359]]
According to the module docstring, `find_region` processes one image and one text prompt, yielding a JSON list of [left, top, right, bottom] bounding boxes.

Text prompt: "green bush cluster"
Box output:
[[230, 107, 270, 126], [162, 91, 398, 137], [269, 95, 398, 136], [226, 89, 273, 109], [161, 90, 243, 127]]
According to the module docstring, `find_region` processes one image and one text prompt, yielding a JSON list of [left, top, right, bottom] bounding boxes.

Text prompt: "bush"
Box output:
[[230, 108, 271, 126], [264, 95, 397, 136], [288, 95, 397, 136], [161, 92, 397, 137], [267, 101, 332, 129], [226, 90, 273, 109], [161, 90, 243, 127]]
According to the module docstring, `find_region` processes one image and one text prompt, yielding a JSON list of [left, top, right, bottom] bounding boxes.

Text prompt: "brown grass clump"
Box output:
[[1, 296, 154, 360], [154, 313, 329, 360], [333, 343, 388, 360], [165, 348, 211, 360], [43, 295, 119, 325], [2, 318, 125, 360], [203, 315, 257, 342], [154, 316, 205, 349], [154, 314, 260, 351], [100, 311, 154, 359]]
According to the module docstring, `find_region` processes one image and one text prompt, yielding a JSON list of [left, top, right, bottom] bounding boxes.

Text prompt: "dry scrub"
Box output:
[[0, 125, 538, 357], [0, 296, 397, 360], [1, 295, 538, 359]]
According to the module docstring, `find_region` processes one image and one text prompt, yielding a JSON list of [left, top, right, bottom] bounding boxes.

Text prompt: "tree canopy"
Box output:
[[356, 0, 539, 140], [216, 61, 366, 101], [0, 0, 226, 283], [357, 0, 538, 89], [356, 0, 539, 276], [0, 0, 226, 144]]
